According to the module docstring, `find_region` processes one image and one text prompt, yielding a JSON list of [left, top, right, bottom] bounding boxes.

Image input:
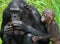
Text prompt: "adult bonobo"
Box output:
[[0, 0, 45, 44], [0, 0, 27, 44]]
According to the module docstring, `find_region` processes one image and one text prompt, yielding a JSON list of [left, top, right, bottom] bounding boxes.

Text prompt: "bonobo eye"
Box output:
[[42, 14, 51, 21], [45, 16, 51, 21]]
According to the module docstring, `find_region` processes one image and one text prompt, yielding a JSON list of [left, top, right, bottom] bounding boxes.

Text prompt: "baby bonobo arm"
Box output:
[[32, 21, 59, 43]]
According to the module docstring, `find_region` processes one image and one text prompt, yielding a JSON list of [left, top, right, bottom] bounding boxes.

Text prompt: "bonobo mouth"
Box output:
[[41, 16, 45, 22]]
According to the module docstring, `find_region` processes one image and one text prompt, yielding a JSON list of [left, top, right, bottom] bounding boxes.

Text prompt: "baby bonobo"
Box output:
[[32, 9, 59, 44]]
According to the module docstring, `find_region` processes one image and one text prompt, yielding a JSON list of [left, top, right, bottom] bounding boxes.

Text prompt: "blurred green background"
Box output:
[[0, 0, 60, 44]]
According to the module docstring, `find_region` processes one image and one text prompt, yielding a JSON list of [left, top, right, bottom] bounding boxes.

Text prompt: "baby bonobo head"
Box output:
[[41, 9, 55, 24]]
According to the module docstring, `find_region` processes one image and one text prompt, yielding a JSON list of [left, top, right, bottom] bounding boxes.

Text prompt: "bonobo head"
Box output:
[[10, 2, 20, 21], [41, 9, 55, 23]]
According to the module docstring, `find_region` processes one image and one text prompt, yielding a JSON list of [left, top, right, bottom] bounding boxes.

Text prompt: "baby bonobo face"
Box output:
[[41, 9, 55, 23]]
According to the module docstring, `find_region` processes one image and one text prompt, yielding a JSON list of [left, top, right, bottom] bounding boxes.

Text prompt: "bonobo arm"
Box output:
[[32, 21, 59, 42], [25, 5, 46, 33], [0, 6, 11, 38], [23, 5, 47, 33], [12, 21, 46, 36], [1, 7, 11, 29]]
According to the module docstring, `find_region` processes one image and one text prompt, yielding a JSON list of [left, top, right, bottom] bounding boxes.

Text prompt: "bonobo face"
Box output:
[[41, 9, 55, 23]]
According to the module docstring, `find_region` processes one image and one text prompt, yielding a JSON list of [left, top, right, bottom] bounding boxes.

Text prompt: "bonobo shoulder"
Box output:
[[27, 5, 41, 17], [51, 20, 59, 29], [52, 20, 58, 26]]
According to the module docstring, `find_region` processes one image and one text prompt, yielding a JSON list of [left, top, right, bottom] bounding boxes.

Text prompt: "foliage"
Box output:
[[0, 0, 60, 44]]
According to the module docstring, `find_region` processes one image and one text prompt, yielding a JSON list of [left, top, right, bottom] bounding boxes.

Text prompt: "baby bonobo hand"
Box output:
[[32, 36, 39, 43]]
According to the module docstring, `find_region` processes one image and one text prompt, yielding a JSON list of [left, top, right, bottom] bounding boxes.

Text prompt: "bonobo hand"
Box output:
[[32, 36, 45, 43], [32, 36, 39, 43], [12, 20, 23, 27]]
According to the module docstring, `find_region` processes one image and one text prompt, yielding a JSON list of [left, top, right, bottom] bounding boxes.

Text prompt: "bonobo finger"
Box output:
[[12, 21, 27, 29], [32, 36, 37, 43], [12, 21, 23, 26]]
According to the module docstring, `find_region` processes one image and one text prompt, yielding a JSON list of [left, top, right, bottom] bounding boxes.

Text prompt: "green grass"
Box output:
[[0, 0, 60, 44]]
